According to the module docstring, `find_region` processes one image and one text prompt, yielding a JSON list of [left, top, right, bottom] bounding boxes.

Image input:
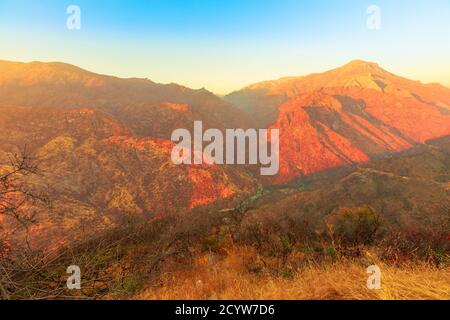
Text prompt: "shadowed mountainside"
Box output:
[[242, 136, 450, 234]]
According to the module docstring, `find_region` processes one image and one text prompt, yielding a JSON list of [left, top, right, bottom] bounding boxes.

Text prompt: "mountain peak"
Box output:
[[339, 60, 384, 73], [345, 59, 379, 67]]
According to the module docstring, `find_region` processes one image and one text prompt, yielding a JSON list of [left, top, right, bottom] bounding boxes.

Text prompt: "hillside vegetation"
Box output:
[[1, 138, 448, 300]]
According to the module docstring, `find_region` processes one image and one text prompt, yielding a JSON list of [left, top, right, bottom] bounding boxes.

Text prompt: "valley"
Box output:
[[0, 59, 448, 300]]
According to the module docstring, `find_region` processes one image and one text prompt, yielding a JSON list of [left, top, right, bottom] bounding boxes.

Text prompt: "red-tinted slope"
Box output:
[[271, 89, 450, 183], [0, 105, 256, 250], [227, 60, 450, 183], [225, 60, 450, 127]]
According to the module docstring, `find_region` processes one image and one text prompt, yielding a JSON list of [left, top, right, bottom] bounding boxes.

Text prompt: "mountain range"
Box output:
[[0, 59, 449, 250]]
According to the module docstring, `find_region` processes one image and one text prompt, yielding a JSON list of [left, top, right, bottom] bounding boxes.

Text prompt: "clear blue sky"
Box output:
[[0, 0, 449, 93]]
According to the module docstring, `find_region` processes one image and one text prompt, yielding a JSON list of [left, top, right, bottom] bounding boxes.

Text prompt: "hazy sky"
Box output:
[[0, 0, 449, 94]]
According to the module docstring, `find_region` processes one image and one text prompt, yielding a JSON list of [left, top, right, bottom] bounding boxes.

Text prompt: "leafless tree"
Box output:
[[0, 147, 48, 299], [0, 150, 44, 223]]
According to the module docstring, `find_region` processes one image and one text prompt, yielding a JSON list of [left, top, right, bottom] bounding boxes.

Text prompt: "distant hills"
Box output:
[[0, 60, 255, 138]]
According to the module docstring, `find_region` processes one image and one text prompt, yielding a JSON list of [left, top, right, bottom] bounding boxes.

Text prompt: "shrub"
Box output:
[[326, 206, 382, 246], [379, 227, 450, 266]]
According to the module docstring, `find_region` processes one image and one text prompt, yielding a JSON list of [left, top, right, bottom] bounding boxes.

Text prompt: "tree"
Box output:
[[0, 149, 46, 225], [0, 148, 48, 299]]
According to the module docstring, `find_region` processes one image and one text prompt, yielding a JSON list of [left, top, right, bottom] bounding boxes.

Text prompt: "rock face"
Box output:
[[226, 60, 450, 182]]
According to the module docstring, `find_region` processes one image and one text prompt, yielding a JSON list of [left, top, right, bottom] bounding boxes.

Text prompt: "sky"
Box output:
[[0, 0, 449, 94]]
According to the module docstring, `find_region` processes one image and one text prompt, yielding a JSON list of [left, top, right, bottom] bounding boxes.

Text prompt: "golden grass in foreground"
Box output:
[[137, 247, 450, 300]]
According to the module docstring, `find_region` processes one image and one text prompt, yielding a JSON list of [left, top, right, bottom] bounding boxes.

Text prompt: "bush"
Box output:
[[379, 227, 450, 266], [326, 206, 382, 246]]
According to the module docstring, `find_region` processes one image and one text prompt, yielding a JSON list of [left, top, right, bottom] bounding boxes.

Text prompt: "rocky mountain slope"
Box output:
[[226, 60, 450, 182]]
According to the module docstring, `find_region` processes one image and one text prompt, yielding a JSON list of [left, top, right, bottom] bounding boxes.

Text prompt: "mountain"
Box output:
[[1, 59, 449, 250], [226, 60, 450, 182], [0, 61, 258, 250], [0, 60, 255, 138], [225, 60, 450, 126]]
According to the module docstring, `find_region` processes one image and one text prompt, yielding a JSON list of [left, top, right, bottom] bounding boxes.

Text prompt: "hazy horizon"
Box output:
[[3, 57, 450, 97], [1, 0, 449, 94]]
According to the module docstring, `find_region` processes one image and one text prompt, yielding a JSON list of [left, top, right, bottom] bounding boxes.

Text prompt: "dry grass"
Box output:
[[137, 247, 450, 300]]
